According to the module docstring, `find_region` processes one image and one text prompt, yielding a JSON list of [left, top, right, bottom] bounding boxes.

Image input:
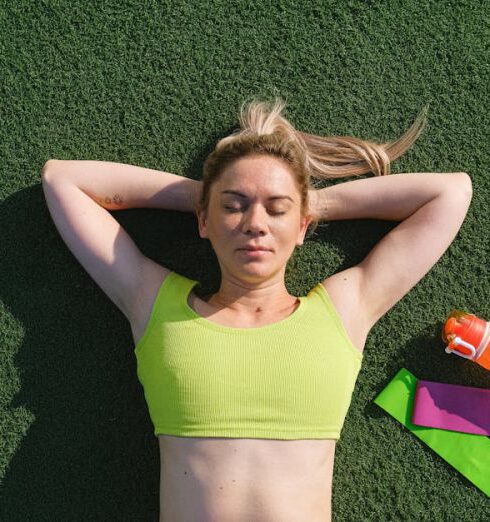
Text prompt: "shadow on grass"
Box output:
[[0, 135, 221, 521]]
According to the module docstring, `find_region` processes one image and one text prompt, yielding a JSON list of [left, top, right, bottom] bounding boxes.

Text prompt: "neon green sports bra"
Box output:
[[135, 271, 363, 440]]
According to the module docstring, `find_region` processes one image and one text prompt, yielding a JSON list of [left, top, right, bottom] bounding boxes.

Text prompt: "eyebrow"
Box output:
[[220, 190, 294, 202]]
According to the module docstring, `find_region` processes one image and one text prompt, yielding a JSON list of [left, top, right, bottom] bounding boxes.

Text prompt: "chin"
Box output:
[[236, 263, 284, 279]]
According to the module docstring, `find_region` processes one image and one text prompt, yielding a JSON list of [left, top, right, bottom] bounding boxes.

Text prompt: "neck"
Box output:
[[208, 277, 297, 315]]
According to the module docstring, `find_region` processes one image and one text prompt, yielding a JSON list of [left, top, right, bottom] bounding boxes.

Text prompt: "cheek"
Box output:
[[208, 214, 238, 238], [278, 217, 301, 236]]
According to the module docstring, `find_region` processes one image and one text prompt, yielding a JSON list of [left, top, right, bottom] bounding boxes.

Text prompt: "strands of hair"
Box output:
[[231, 97, 429, 179], [197, 97, 429, 237]]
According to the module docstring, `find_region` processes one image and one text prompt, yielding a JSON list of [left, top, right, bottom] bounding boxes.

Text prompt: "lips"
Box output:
[[238, 246, 271, 251]]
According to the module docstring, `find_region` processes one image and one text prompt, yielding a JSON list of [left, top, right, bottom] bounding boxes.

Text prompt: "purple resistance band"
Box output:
[[412, 379, 490, 436]]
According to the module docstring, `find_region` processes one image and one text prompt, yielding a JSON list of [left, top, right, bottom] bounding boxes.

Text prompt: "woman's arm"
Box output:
[[40, 159, 204, 322], [313, 171, 472, 333], [42, 159, 202, 213], [310, 172, 471, 222]]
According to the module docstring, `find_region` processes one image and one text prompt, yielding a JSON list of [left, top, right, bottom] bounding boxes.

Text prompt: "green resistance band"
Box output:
[[374, 367, 490, 497]]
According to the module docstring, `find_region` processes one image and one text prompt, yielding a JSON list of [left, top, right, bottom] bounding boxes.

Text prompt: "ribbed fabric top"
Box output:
[[135, 271, 363, 440]]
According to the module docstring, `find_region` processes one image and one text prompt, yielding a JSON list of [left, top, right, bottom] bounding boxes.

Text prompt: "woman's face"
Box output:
[[198, 154, 312, 284]]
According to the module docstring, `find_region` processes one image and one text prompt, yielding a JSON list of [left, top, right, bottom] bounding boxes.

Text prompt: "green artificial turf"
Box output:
[[1, 0, 489, 520]]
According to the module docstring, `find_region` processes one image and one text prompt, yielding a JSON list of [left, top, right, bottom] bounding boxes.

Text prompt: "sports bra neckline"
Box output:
[[182, 278, 306, 333]]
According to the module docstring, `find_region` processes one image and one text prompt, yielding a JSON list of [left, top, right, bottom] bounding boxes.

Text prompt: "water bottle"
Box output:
[[442, 310, 490, 370]]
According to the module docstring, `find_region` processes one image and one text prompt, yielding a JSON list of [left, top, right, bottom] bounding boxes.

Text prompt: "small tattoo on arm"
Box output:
[[95, 195, 124, 207]]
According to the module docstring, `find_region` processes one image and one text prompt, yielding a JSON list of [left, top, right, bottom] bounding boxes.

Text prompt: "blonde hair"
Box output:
[[197, 97, 428, 235]]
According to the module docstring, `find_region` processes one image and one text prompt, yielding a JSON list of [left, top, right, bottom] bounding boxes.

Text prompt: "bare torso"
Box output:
[[129, 266, 368, 522]]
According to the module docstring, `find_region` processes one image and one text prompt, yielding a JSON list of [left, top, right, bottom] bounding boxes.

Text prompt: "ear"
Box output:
[[296, 214, 314, 247], [197, 208, 209, 239]]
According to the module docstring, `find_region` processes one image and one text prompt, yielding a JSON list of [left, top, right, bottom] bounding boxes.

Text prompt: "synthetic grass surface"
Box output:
[[1, 0, 489, 520]]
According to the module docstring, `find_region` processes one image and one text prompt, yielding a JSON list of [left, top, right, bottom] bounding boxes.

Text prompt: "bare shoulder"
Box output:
[[320, 265, 371, 355], [128, 258, 172, 346]]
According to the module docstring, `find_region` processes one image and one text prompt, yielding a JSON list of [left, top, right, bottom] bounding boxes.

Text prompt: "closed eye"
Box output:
[[223, 206, 286, 216]]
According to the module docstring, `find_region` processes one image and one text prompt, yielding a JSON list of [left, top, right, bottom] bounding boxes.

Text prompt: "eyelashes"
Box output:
[[223, 206, 286, 216]]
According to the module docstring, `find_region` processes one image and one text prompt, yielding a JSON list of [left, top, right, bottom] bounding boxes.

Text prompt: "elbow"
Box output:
[[41, 159, 60, 181], [453, 172, 473, 200]]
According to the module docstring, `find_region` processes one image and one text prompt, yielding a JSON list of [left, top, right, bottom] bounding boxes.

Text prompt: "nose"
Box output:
[[242, 204, 268, 235]]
